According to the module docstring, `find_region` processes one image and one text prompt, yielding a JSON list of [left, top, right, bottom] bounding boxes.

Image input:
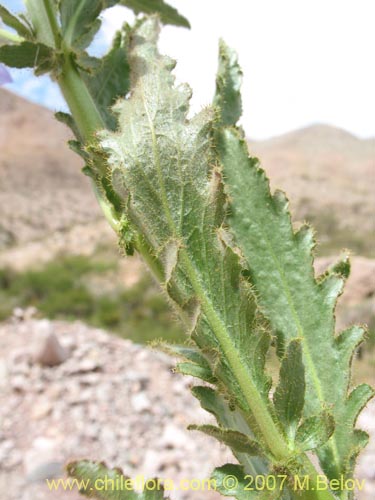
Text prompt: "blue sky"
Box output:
[[1, 0, 113, 113], [1, 0, 375, 139], [2, 0, 65, 111]]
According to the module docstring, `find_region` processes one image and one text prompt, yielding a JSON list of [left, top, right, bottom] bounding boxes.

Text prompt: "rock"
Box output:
[[0, 360, 8, 388], [131, 393, 151, 412], [33, 322, 69, 367], [160, 424, 192, 450], [26, 461, 64, 483], [24, 437, 63, 482], [0, 318, 373, 500], [12, 307, 37, 322], [0, 439, 14, 463], [84, 423, 100, 439], [31, 400, 52, 420], [66, 358, 101, 375], [11, 375, 28, 392]]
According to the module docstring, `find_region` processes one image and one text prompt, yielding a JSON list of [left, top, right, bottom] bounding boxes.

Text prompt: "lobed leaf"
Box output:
[[189, 424, 263, 455], [81, 27, 131, 130], [273, 340, 305, 443], [0, 5, 33, 39], [191, 386, 269, 476], [214, 44, 374, 481], [211, 464, 254, 499], [175, 361, 216, 383], [59, 0, 102, 49], [99, 16, 283, 468], [105, 0, 190, 28], [67, 460, 167, 499], [296, 412, 335, 452], [0, 41, 55, 74], [213, 39, 242, 127]]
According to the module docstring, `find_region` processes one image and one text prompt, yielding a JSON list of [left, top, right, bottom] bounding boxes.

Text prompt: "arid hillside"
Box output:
[[0, 89, 101, 250], [249, 125, 375, 255], [1, 89, 374, 257]]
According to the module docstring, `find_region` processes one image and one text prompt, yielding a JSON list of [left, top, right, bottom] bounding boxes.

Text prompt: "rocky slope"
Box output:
[[249, 125, 375, 256], [0, 89, 101, 250], [0, 89, 374, 258], [0, 316, 374, 500]]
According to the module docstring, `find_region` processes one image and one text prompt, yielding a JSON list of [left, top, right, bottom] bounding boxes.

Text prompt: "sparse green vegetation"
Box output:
[[0, 254, 184, 344], [301, 207, 374, 258]]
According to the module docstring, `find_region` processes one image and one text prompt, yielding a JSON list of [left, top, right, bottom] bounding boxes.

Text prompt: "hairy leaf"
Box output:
[[105, 0, 190, 28], [59, 0, 102, 49], [0, 5, 33, 39], [67, 460, 167, 499], [189, 424, 263, 455], [296, 413, 335, 451], [0, 41, 55, 74], [213, 39, 242, 126], [191, 386, 269, 476], [100, 17, 284, 463], [175, 361, 216, 383], [82, 28, 131, 130], [211, 464, 253, 499], [25, 0, 57, 47], [55, 111, 82, 141], [214, 45, 374, 481], [273, 339, 305, 443]]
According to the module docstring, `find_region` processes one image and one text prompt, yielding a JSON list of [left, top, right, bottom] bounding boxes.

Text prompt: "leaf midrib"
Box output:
[[139, 82, 290, 460], [232, 167, 342, 476]]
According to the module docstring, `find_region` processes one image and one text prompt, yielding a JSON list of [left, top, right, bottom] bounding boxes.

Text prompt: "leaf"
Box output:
[[213, 39, 242, 126], [211, 464, 254, 499], [159, 343, 211, 367], [0, 5, 33, 39], [296, 412, 335, 451], [216, 103, 374, 478], [66, 460, 168, 499], [0, 41, 55, 74], [159, 343, 217, 382], [191, 386, 269, 476], [55, 111, 82, 141], [105, 0, 190, 28], [175, 361, 216, 383], [82, 28, 131, 130], [273, 340, 305, 442], [59, 0, 102, 49], [189, 424, 263, 455], [99, 17, 282, 464], [327, 253, 351, 280], [25, 0, 57, 47]]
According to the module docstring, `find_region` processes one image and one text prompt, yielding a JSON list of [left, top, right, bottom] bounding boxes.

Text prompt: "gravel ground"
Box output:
[[0, 315, 373, 500]]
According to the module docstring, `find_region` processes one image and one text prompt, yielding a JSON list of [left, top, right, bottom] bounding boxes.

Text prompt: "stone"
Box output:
[[159, 424, 191, 450], [0, 440, 14, 463], [11, 375, 28, 392], [66, 358, 101, 374], [31, 400, 52, 420], [33, 323, 69, 367], [131, 393, 151, 412], [24, 437, 63, 482]]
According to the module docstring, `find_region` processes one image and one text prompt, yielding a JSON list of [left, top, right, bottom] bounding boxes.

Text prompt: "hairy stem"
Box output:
[[32, 7, 340, 500], [57, 55, 104, 145]]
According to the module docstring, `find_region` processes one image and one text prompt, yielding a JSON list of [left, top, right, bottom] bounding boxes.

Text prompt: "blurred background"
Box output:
[[0, 1, 374, 499]]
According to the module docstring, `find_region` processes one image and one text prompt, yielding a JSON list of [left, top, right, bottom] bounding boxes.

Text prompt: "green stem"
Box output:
[[57, 55, 104, 144], [35, 5, 338, 499], [181, 248, 289, 458], [41, 0, 60, 47]]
